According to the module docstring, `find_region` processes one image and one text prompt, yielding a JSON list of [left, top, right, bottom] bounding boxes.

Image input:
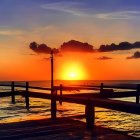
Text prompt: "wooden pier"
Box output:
[[0, 82, 140, 139], [0, 118, 137, 140]]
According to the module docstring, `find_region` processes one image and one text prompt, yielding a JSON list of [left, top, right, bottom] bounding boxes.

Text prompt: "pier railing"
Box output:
[[0, 81, 139, 105], [0, 81, 140, 129]]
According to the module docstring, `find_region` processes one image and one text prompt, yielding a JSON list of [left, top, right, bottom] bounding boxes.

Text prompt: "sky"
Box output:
[[0, 0, 140, 81]]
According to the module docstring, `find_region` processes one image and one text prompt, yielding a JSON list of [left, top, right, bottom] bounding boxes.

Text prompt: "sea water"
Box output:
[[0, 80, 140, 138]]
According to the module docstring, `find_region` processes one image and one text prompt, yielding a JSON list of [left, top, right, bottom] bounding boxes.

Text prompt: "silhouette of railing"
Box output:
[[0, 81, 140, 129]]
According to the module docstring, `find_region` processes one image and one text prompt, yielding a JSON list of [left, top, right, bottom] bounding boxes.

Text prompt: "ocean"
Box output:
[[0, 80, 140, 138]]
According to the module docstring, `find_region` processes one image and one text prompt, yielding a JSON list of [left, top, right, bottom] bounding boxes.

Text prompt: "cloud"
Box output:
[[40, 1, 86, 16], [97, 56, 112, 60], [41, 1, 140, 20], [60, 40, 94, 52], [29, 42, 59, 54], [127, 51, 140, 59], [43, 57, 50, 61], [0, 30, 23, 36], [96, 11, 140, 20], [98, 42, 140, 52], [29, 53, 36, 56]]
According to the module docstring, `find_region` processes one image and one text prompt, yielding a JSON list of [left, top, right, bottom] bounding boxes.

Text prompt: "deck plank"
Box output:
[[0, 118, 137, 140]]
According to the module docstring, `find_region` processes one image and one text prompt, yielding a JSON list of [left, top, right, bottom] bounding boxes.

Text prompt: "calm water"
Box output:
[[0, 80, 140, 138]]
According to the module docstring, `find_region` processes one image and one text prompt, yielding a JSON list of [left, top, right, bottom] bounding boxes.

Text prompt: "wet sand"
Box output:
[[0, 118, 138, 140]]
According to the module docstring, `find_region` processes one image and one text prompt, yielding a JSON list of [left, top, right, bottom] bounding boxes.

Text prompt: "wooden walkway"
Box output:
[[0, 118, 138, 140], [0, 82, 140, 139]]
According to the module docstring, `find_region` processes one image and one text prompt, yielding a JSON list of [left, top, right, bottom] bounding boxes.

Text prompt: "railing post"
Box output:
[[11, 81, 15, 104], [136, 84, 140, 104], [51, 89, 57, 119], [100, 83, 104, 94], [59, 84, 63, 105], [50, 50, 56, 119], [25, 82, 29, 110], [85, 102, 95, 129]]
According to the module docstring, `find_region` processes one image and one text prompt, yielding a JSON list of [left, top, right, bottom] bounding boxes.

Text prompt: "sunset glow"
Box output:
[[59, 62, 87, 80], [1, 0, 140, 81]]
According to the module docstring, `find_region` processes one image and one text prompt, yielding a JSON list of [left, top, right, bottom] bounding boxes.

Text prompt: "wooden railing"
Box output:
[[0, 81, 140, 129]]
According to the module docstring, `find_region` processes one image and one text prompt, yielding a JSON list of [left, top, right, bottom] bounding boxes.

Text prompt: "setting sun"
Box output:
[[58, 61, 87, 80], [67, 71, 78, 80], [69, 72, 76, 79]]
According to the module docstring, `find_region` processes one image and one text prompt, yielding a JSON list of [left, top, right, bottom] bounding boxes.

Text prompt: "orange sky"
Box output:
[[1, 49, 140, 81], [1, 0, 140, 81]]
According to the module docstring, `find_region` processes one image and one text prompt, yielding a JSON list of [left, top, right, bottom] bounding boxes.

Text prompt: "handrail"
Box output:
[[0, 82, 138, 91], [72, 85, 137, 90]]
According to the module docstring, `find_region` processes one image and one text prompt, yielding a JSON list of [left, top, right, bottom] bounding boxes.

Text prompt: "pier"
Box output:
[[0, 82, 140, 139]]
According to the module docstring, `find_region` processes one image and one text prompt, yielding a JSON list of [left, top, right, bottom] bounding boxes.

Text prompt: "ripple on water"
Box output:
[[0, 96, 139, 138]]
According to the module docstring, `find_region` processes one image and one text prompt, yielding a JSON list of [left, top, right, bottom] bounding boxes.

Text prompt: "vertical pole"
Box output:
[[100, 83, 104, 94], [136, 84, 140, 104], [51, 51, 54, 92], [85, 103, 95, 129], [25, 82, 29, 110], [11, 81, 15, 104], [51, 50, 56, 119], [59, 84, 63, 105]]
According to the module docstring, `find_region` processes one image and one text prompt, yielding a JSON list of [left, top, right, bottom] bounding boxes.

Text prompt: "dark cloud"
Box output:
[[133, 42, 140, 48], [127, 51, 140, 59], [43, 57, 50, 61], [98, 41, 140, 52], [29, 42, 59, 54], [29, 41, 140, 57], [60, 40, 94, 52], [29, 53, 36, 55], [97, 56, 112, 60]]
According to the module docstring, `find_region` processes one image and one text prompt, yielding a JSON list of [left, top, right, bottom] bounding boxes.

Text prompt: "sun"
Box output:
[[59, 62, 87, 80], [69, 72, 76, 78], [68, 72, 78, 80]]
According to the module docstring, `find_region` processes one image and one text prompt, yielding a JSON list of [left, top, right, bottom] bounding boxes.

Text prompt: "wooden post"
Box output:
[[25, 82, 29, 110], [85, 103, 95, 129], [11, 81, 15, 104], [51, 51, 54, 92], [100, 83, 104, 94], [50, 50, 57, 119], [136, 84, 140, 104], [59, 84, 63, 105], [51, 89, 57, 119]]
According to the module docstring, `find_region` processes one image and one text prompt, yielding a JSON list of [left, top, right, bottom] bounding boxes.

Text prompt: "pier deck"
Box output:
[[0, 82, 140, 139], [0, 118, 138, 140]]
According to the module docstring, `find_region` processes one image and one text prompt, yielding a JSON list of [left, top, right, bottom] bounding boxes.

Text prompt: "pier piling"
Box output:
[[11, 81, 15, 104], [51, 89, 57, 119], [25, 82, 29, 110], [85, 102, 95, 129], [100, 83, 104, 94], [59, 84, 63, 105], [136, 84, 140, 104]]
